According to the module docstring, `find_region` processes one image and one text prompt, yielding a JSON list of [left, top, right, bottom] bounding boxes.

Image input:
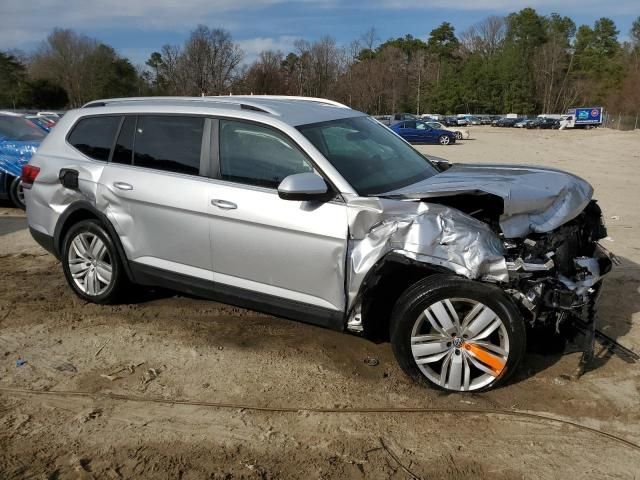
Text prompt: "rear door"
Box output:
[[98, 115, 214, 279], [206, 119, 349, 320]]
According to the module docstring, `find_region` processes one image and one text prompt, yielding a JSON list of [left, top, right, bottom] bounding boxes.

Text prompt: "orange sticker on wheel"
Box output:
[[464, 343, 505, 375]]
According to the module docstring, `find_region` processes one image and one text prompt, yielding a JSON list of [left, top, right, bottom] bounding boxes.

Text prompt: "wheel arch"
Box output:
[[53, 201, 135, 282], [355, 252, 456, 341]]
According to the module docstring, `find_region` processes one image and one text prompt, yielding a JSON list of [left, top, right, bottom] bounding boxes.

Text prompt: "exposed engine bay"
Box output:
[[428, 194, 612, 372]]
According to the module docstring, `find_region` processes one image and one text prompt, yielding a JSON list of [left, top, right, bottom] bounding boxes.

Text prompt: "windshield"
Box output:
[[0, 116, 46, 141], [297, 116, 438, 195]]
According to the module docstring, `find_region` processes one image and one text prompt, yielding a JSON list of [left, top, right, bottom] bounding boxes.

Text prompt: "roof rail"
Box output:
[[81, 96, 275, 114], [212, 95, 349, 109]]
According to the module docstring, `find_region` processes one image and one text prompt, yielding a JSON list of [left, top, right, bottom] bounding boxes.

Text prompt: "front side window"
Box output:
[[132, 116, 204, 175], [68, 116, 121, 161], [298, 116, 438, 195], [219, 120, 313, 189]]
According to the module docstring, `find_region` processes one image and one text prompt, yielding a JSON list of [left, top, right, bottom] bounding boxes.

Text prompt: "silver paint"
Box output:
[[24, 97, 603, 323], [384, 163, 594, 238], [344, 196, 507, 310]]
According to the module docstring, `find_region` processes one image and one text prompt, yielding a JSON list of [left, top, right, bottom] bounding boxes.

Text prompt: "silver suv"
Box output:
[[24, 96, 611, 392]]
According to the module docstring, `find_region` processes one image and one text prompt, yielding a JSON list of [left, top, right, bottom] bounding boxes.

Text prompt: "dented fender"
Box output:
[[345, 196, 508, 311]]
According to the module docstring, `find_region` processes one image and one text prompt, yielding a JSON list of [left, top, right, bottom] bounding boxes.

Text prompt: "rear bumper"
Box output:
[[29, 227, 57, 258]]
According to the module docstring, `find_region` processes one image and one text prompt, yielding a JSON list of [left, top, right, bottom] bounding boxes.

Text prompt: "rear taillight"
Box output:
[[21, 165, 40, 189]]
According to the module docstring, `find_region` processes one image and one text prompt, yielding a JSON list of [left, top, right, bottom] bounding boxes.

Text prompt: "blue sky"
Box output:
[[1, 1, 638, 67]]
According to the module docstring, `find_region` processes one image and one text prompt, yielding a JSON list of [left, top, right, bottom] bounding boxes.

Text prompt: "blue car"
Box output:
[[390, 120, 457, 145], [0, 113, 46, 209]]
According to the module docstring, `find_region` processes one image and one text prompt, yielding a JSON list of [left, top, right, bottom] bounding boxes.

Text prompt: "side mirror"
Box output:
[[277, 172, 329, 201]]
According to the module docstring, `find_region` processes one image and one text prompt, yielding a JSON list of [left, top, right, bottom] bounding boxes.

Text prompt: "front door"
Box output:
[[415, 122, 437, 142], [207, 119, 349, 317]]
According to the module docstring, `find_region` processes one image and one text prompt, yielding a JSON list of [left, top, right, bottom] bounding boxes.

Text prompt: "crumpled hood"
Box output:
[[385, 163, 594, 238], [0, 140, 40, 178]]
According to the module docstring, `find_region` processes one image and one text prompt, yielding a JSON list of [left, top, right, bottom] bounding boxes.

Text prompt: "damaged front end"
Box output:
[[346, 163, 612, 374], [502, 200, 612, 373]]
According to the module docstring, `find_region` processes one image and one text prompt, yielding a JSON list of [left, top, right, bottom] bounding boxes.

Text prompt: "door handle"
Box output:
[[113, 182, 133, 191], [211, 199, 237, 210]]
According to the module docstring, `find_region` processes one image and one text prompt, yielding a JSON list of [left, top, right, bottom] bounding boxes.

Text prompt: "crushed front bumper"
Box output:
[[510, 242, 613, 376], [573, 244, 613, 376]]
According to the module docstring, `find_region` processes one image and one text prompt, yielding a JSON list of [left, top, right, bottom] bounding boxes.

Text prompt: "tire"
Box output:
[[455, 131, 462, 140], [390, 274, 526, 392], [8, 177, 25, 210], [438, 135, 451, 145], [61, 219, 126, 304]]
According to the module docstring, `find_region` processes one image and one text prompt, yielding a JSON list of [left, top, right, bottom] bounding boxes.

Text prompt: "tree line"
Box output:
[[2, 8, 640, 116]]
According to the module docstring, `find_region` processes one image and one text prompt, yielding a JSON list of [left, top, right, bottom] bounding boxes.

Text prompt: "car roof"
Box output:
[[81, 95, 366, 127]]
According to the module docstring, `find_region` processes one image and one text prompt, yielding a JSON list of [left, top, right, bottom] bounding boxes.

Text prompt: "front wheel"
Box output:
[[9, 177, 25, 210], [438, 135, 451, 145], [455, 131, 463, 140], [390, 275, 526, 392]]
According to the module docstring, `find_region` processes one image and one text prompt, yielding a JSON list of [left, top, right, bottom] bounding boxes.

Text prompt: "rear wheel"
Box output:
[[438, 135, 451, 145], [62, 219, 126, 304], [8, 177, 25, 210], [390, 275, 526, 392]]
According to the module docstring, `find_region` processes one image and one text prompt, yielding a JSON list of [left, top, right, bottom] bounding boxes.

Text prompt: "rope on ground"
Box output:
[[1, 386, 639, 453]]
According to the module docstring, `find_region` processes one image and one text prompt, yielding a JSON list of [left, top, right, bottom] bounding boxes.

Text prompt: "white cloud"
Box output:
[[1, 0, 637, 53], [236, 36, 299, 63], [0, 0, 317, 50]]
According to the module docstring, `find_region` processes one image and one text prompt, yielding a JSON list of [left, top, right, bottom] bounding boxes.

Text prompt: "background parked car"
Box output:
[[514, 119, 535, 128], [443, 116, 468, 127], [492, 117, 520, 127], [458, 115, 482, 125], [374, 113, 419, 127], [0, 112, 45, 209], [424, 120, 470, 140], [526, 117, 560, 129], [390, 120, 457, 145]]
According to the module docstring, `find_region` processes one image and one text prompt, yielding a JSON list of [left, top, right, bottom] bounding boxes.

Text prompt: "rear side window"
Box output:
[[68, 116, 121, 161], [131, 116, 204, 175]]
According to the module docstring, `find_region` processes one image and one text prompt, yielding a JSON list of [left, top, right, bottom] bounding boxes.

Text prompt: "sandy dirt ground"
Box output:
[[0, 127, 639, 479]]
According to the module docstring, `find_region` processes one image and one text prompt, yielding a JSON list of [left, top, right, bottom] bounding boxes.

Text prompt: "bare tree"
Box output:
[[181, 26, 243, 95], [158, 44, 185, 95], [157, 26, 243, 96], [30, 29, 98, 107], [245, 50, 285, 94], [461, 16, 506, 56]]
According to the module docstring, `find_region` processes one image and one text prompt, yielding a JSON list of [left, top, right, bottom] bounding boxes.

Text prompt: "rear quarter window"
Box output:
[[67, 116, 121, 161]]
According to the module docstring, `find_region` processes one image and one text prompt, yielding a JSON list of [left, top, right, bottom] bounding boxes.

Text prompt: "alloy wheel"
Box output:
[[67, 232, 113, 296], [410, 298, 509, 391], [439, 135, 450, 145]]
